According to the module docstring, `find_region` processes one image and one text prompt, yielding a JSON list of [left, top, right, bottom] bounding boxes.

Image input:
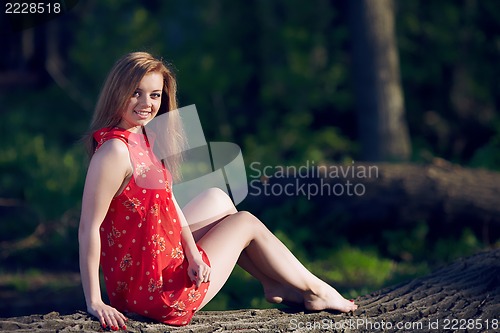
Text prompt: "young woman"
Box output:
[[78, 52, 357, 330]]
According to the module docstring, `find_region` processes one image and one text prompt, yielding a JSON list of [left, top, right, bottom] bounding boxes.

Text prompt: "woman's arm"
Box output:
[[172, 195, 211, 287], [78, 140, 131, 329]]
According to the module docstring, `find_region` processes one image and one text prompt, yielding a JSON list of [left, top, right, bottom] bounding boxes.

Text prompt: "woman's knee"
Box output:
[[183, 187, 237, 221], [205, 187, 231, 200], [234, 210, 254, 219], [231, 211, 263, 230], [205, 187, 237, 211]]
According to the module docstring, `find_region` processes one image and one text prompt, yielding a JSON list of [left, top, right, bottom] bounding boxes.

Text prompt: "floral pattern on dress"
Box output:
[[171, 300, 187, 316], [107, 233, 115, 247], [187, 289, 201, 303], [136, 162, 150, 178], [171, 246, 184, 260], [150, 203, 159, 216], [123, 198, 141, 212], [150, 234, 167, 258], [120, 253, 133, 271], [107, 226, 121, 247], [152, 234, 166, 251], [116, 281, 128, 293], [148, 278, 163, 293]]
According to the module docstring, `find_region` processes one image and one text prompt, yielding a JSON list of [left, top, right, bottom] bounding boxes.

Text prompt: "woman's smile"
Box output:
[[134, 110, 152, 119]]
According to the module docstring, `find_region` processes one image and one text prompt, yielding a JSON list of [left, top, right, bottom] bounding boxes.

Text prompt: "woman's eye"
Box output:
[[151, 93, 161, 98], [132, 91, 140, 97]]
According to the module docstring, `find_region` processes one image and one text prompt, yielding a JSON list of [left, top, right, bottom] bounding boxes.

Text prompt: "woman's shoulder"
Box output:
[[89, 137, 131, 174], [93, 127, 131, 146], [86, 132, 133, 187], [96, 137, 129, 154], [91, 127, 131, 161]]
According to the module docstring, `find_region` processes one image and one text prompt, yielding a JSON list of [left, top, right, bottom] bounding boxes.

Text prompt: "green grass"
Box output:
[[0, 219, 494, 313]]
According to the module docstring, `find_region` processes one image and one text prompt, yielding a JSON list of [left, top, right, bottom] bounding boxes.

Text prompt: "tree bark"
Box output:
[[348, 0, 411, 162], [1, 249, 497, 332]]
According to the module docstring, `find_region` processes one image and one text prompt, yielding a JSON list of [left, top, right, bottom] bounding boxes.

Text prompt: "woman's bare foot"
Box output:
[[303, 282, 358, 313]]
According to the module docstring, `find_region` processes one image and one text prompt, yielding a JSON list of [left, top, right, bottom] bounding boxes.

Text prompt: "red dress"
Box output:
[[94, 127, 211, 326]]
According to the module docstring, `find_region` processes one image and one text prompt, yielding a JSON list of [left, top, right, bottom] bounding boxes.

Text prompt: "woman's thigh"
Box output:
[[181, 187, 237, 240], [197, 211, 258, 309]]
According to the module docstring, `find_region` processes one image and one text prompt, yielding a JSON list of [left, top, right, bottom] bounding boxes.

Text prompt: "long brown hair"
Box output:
[[85, 52, 186, 180]]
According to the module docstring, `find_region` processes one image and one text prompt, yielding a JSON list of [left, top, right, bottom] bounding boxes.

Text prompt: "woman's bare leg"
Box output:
[[196, 211, 357, 312], [181, 188, 301, 304], [181, 188, 357, 312]]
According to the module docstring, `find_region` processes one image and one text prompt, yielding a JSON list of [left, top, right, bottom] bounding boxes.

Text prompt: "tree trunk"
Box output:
[[244, 160, 500, 243], [1, 249, 497, 332], [318, 161, 500, 242], [348, 0, 411, 162]]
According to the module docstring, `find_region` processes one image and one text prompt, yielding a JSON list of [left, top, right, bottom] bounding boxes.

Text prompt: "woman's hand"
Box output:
[[87, 300, 128, 331], [179, 221, 211, 288], [187, 256, 211, 288]]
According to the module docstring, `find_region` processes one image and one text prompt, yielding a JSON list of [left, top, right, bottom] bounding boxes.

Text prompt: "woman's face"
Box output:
[[119, 71, 164, 131]]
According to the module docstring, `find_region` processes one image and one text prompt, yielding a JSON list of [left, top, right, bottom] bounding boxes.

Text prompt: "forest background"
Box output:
[[0, 0, 499, 316]]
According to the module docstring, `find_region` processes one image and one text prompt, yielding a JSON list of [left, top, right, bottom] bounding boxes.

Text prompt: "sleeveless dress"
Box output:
[[93, 127, 211, 326]]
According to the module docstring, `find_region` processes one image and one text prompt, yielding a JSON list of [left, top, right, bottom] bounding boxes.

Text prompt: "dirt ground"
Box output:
[[0, 249, 498, 333]]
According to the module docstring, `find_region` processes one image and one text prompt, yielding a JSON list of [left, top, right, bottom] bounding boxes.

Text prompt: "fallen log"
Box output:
[[244, 161, 500, 242]]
